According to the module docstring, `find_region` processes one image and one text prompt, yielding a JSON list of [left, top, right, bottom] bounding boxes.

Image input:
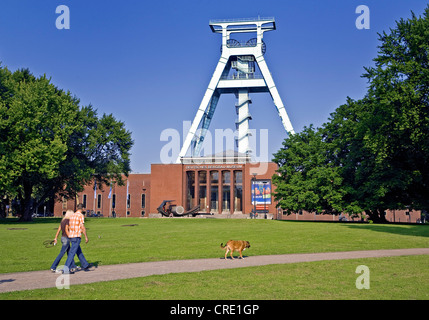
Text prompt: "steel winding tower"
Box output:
[[176, 17, 294, 163]]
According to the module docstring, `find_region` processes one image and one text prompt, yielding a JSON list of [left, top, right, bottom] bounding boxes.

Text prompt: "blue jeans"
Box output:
[[50, 236, 77, 270], [64, 237, 89, 273]]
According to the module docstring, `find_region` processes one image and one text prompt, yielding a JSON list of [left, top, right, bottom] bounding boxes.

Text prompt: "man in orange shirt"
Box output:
[[63, 204, 92, 274]]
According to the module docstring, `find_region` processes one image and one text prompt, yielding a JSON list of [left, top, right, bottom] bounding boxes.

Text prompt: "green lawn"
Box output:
[[2, 255, 428, 300], [1, 218, 428, 273], [0, 218, 428, 300]]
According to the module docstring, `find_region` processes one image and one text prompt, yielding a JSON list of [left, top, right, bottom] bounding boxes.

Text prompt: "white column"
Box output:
[[237, 89, 251, 154]]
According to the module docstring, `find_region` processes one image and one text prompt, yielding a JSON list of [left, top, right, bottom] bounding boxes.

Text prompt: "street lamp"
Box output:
[[252, 173, 257, 219], [263, 181, 267, 219], [142, 188, 146, 217]]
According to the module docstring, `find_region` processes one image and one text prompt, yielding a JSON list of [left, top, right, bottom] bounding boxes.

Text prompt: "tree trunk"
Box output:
[[366, 209, 388, 223], [18, 181, 33, 222], [0, 200, 6, 218]]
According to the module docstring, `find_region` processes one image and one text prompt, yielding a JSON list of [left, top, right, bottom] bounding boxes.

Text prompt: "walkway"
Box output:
[[1, 248, 428, 293]]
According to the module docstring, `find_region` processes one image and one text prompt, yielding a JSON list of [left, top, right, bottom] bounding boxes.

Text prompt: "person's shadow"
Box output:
[[76, 261, 101, 272], [0, 279, 15, 284]]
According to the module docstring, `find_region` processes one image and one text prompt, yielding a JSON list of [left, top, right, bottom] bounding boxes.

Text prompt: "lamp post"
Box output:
[[142, 188, 146, 217], [263, 181, 267, 219], [252, 173, 257, 219]]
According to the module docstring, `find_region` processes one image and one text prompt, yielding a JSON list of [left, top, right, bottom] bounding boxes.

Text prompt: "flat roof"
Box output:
[[209, 17, 275, 24], [209, 17, 276, 33]]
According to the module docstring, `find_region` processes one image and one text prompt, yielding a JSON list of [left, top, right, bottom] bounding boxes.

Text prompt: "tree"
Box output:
[[0, 66, 133, 221], [273, 7, 429, 222], [272, 125, 346, 215], [323, 97, 395, 222], [360, 7, 429, 213]]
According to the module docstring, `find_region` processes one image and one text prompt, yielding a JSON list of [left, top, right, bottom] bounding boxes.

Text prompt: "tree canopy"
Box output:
[[0, 66, 133, 221], [273, 7, 429, 222]]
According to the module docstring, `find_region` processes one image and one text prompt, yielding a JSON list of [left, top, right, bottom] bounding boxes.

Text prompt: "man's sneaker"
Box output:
[[50, 268, 56, 273], [62, 267, 75, 274], [62, 270, 74, 274], [83, 263, 94, 271]]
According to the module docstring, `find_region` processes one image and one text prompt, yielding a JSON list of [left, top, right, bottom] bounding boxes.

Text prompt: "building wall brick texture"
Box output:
[[54, 162, 421, 223]]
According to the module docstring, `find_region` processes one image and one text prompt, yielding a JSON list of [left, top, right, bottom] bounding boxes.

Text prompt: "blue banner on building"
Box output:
[[251, 180, 271, 205]]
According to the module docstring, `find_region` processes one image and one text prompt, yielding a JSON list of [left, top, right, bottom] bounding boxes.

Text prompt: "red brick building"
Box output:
[[54, 156, 423, 222], [54, 157, 279, 219], [55, 173, 151, 218]]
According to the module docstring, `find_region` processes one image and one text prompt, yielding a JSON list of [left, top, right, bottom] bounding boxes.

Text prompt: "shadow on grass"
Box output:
[[277, 219, 429, 238], [0, 217, 97, 226], [0, 217, 62, 225], [343, 223, 429, 238], [75, 260, 101, 270]]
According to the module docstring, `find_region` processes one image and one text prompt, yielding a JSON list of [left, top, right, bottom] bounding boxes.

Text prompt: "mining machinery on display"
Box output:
[[176, 17, 294, 163]]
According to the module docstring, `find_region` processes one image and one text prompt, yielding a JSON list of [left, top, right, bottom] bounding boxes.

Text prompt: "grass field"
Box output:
[[0, 217, 428, 299], [2, 255, 428, 300]]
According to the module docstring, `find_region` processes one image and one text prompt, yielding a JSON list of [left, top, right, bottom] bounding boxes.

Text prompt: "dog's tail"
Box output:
[[220, 243, 226, 249]]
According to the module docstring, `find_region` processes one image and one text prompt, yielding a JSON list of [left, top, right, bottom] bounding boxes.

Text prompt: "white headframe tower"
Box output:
[[176, 17, 294, 163]]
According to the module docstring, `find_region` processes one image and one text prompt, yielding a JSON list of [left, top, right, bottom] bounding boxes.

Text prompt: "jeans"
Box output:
[[64, 237, 89, 273], [50, 236, 77, 270]]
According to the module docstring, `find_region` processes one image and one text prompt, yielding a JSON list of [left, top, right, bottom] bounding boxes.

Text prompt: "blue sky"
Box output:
[[1, 1, 428, 173]]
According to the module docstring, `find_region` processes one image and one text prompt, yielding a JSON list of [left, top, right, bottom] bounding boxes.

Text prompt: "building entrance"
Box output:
[[185, 167, 243, 214]]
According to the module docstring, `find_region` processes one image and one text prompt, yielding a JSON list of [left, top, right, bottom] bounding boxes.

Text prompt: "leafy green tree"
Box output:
[[272, 125, 345, 215], [360, 8, 429, 214], [273, 7, 429, 222], [0, 66, 133, 221], [323, 97, 394, 222]]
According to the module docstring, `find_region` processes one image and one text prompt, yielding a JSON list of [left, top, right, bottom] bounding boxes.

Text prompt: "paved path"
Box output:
[[1, 248, 428, 293]]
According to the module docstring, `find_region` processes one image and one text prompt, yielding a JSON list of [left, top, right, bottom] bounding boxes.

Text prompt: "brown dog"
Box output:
[[220, 240, 250, 259]]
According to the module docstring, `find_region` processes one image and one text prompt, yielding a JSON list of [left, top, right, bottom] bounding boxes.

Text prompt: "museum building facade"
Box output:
[[54, 157, 280, 219], [54, 156, 422, 223]]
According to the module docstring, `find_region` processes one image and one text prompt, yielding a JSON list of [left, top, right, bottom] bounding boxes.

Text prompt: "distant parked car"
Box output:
[[85, 210, 103, 217], [32, 212, 54, 218]]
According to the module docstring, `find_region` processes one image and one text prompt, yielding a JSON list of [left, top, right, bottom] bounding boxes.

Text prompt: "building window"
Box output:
[[222, 170, 231, 184], [222, 185, 230, 212], [210, 185, 218, 213], [96, 194, 101, 209], [199, 171, 207, 212], [127, 194, 131, 208], [210, 171, 219, 184], [199, 171, 207, 184], [62, 197, 67, 210], [82, 194, 87, 208], [222, 171, 230, 212], [141, 210, 145, 217], [234, 171, 243, 212], [234, 171, 242, 184], [141, 194, 146, 208], [112, 194, 116, 209], [199, 185, 207, 211], [186, 171, 195, 210], [210, 171, 219, 213]]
